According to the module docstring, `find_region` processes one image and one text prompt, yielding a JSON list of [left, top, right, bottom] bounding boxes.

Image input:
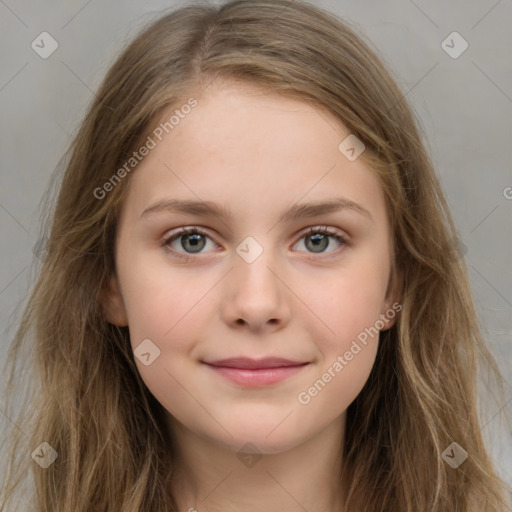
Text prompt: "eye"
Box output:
[[161, 225, 348, 260], [292, 226, 348, 257], [162, 227, 218, 259]]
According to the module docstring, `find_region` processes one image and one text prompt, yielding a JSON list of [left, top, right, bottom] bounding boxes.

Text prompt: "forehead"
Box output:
[[118, 82, 386, 227]]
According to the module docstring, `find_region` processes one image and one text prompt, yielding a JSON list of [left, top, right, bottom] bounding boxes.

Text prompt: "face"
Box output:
[[104, 81, 398, 455]]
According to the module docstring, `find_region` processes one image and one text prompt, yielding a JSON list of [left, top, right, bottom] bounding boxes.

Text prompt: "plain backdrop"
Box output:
[[1, 0, 511, 490]]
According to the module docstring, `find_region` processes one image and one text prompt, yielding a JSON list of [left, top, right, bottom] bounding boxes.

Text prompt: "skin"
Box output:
[[103, 80, 399, 512]]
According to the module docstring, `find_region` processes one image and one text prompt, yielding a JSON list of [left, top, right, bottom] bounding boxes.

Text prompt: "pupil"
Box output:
[[183, 233, 204, 252], [308, 233, 327, 252]]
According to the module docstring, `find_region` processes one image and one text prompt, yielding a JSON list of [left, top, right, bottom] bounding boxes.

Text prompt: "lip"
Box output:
[[204, 357, 308, 369], [202, 358, 310, 387]]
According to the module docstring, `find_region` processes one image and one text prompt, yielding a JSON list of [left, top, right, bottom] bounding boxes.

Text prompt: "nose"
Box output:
[[221, 247, 291, 333]]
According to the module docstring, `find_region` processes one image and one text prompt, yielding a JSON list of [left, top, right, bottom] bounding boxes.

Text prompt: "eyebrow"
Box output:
[[140, 197, 373, 224]]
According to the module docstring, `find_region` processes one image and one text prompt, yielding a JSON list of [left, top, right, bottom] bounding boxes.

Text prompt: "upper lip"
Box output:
[[203, 357, 309, 369]]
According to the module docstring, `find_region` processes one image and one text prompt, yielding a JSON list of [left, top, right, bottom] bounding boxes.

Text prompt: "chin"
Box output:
[[202, 419, 310, 455]]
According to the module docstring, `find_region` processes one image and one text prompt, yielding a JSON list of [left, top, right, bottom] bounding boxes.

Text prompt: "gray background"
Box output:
[[1, 0, 511, 488]]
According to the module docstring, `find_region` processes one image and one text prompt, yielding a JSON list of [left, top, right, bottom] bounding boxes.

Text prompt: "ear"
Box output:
[[101, 274, 128, 327], [380, 265, 402, 331]]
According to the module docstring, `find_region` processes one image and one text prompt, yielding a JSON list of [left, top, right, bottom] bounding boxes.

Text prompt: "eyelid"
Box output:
[[298, 224, 349, 240], [294, 226, 349, 260]]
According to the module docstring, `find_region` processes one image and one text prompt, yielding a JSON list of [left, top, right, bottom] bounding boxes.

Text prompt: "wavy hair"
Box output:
[[1, 0, 510, 510]]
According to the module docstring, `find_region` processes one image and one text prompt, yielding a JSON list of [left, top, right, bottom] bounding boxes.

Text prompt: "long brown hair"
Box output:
[[1, 1, 510, 510]]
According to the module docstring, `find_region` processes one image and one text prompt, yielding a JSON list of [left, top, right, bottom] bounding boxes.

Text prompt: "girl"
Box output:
[[1, 0, 510, 510]]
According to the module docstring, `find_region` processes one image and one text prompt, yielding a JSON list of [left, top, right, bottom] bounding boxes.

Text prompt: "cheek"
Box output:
[[118, 246, 214, 342], [296, 258, 387, 409], [306, 257, 389, 346], [121, 265, 212, 414], [297, 272, 383, 412], [303, 344, 377, 416]]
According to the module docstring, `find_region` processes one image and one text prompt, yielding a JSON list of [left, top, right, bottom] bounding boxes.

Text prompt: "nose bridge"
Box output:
[[233, 234, 280, 294], [223, 234, 289, 328]]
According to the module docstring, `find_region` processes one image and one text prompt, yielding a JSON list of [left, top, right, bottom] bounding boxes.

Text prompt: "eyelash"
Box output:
[[161, 226, 349, 261]]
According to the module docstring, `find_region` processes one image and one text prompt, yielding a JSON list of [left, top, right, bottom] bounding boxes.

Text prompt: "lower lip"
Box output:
[[204, 364, 309, 387]]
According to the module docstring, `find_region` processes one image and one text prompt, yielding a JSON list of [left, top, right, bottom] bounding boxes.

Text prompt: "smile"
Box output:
[[202, 360, 310, 387]]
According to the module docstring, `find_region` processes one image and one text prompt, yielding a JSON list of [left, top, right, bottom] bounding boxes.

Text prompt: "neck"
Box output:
[[168, 414, 347, 512]]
